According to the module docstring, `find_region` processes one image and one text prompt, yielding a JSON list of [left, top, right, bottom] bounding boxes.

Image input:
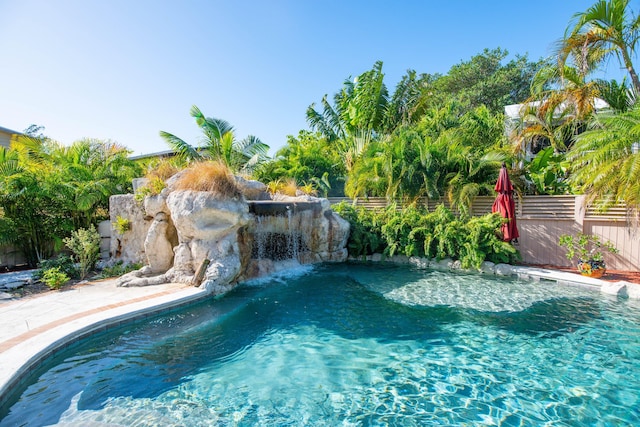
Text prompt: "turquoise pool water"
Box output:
[[2, 262, 640, 426]]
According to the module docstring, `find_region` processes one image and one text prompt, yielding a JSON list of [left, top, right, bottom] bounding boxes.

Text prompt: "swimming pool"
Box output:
[[2, 262, 640, 426]]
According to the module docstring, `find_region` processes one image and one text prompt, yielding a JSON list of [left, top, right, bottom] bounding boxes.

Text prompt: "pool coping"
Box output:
[[0, 282, 210, 408], [0, 262, 637, 409]]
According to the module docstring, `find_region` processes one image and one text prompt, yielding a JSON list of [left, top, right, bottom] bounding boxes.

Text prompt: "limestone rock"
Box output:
[[626, 282, 640, 300], [165, 190, 249, 287], [494, 263, 515, 276], [144, 194, 169, 218], [601, 281, 628, 297], [480, 261, 496, 274], [0, 280, 28, 290], [109, 194, 150, 265], [389, 255, 410, 264], [430, 258, 454, 271], [409, 257, 430, 269], [132, 178, 149, 192], [370, 253, 383, 262], [144, 212, 176, 273], [235, 176, 269, 200], [450, 260, 462, 270], [111, 176, 351, 293]]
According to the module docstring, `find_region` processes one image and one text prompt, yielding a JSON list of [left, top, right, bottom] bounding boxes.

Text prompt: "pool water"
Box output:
[[2, 262, 640, 426]]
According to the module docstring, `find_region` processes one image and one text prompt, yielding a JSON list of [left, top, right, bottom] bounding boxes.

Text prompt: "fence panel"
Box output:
[[328, 194, 639, 271]]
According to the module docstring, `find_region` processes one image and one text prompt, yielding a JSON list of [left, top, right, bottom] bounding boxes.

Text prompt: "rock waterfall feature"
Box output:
[[109, 176, 349, 295]]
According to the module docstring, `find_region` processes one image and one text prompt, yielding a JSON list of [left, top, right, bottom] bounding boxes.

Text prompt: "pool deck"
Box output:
[[0, 264, 637, 406], [0, 278, 210, 407]]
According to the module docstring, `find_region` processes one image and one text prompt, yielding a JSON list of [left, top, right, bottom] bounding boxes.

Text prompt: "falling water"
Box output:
[[287, 209, 300, 261], [250, 211, 305, 262], [254, 215, 266, 261]]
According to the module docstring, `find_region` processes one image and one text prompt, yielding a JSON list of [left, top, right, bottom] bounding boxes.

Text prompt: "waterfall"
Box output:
[[244, 199, 343, 279], [250, 210, 305, 262]]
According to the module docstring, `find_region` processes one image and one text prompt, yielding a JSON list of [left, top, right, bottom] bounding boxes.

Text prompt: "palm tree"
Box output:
[[50, 139, 140, 229], [596, 77, 636, 112], [568, 103, 640, 213], [510, 60, 601, 157], [382, 70, 430, 132], [562, 0, 640, 92], [307, 61, 390, 172], [160, 105, 269, 174], [0, 135, 140, 266]]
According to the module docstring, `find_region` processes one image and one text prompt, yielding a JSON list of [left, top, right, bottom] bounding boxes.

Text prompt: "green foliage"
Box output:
[[381, 203, 428, 257], [559, 232, 619, 263], [423, 48, 541, 113], [332, 202, 385, 257], [460, 213, 520, 267], [302, 55, 529, 201], [568, 104, 640, 210], [253, 131, 345, 196], [0, 135, 140, 267], [63, 225, 101, 279], [134, 176, 167, 203], [98, 260, 143, 279], [113, 216, 131, 235], [524, 147, 572, 195], [335, 202, 519, 269], [41, 267, 70, 290], [160, 105, 269, 174], [562, 0, 640, 93], [344, 105, 508, 213], [33, 254, 79, 280]]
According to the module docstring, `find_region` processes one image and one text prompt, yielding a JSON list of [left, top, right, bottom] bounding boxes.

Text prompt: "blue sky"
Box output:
[[0, 0, 630, 156]]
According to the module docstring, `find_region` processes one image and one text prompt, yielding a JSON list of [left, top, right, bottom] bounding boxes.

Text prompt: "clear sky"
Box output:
[[0, 0, 630, 156]]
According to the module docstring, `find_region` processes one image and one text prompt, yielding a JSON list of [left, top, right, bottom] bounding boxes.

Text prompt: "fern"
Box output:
[[334, 201, 520, 269]]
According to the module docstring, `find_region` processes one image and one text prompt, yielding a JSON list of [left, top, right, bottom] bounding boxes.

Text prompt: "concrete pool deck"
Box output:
[[0, 278, 210, 407], [0, 264, 638, 406]]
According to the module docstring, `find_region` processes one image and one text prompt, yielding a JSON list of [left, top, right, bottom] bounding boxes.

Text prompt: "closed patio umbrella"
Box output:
[[492, 163, 519, 243]]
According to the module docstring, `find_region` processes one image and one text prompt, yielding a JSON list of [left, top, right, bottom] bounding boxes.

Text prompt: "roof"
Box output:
[[0, 126, 22, 135], [128, 149, 177, 161], [504, 99, 610, 119]]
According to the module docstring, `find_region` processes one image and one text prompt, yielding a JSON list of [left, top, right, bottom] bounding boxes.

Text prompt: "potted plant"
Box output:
[[558, 232, 619, 278]]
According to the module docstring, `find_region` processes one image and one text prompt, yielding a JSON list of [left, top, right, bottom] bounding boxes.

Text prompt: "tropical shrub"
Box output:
[[41, 267, 70, 290], [253, 131, 345, 196], [332, 202, 385, 257], [523, 147, 572, 195], [0, 135, 140, 267], [460, 213, 520, 267], [160, 105, 269, 174], [98, 260, 143, 279], [335, 202, 519, 269], [64, 225, 101, 279], [33, 254, 79, 280]]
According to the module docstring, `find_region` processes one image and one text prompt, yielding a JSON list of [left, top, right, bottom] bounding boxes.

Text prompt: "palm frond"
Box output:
[[159, 131, 201, 162]]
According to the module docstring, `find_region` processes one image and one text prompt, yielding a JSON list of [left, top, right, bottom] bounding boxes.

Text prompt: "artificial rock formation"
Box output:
[[110, 176, 349, 294]]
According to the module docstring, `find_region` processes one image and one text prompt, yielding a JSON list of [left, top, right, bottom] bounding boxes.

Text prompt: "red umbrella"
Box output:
[[492, 163, 519, 243]]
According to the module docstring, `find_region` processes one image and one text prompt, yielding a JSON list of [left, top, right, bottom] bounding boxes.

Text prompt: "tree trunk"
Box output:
[[622, 49, 640, 93]]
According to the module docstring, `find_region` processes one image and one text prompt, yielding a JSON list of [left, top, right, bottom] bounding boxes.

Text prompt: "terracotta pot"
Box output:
[[577, 260, 606, 278]]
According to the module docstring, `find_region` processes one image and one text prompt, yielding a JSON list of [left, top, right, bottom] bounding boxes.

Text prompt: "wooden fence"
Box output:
[[328, 195, 640, 271]]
